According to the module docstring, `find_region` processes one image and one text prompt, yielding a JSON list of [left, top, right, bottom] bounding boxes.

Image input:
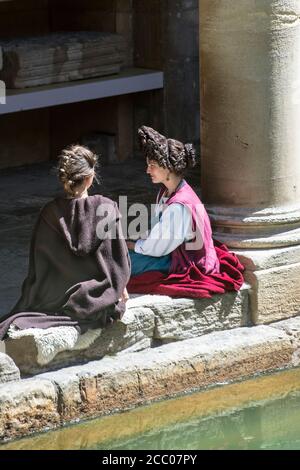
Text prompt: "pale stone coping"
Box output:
[[0, 352, 20, 384], [0, 378, 60, 440], [269, 316, 300, 367], [214, 230, 300, 249], [235, 244, 300, 271], [7, 325, 102, 365], [246, 262, 300, 325], [3, 368, 300, 451], [4, 286, 250, 372], [0, 317, 299, 442]]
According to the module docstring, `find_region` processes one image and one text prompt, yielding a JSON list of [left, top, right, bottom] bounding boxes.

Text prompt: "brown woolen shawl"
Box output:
[[0, 195, 131, 340]]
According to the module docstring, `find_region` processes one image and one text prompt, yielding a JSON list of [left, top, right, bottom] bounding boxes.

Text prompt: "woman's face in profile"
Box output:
[[146, 159, 169, 184]]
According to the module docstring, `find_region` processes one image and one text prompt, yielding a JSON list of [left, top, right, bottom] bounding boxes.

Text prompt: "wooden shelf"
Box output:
[[0, 67, 164, 115]]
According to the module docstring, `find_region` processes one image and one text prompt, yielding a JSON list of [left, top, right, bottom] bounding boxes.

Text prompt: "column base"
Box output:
[[208, 204, 300, 248]]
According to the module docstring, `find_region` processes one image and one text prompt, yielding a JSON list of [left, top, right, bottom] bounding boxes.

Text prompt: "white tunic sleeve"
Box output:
[[134, 203, 194, 257]]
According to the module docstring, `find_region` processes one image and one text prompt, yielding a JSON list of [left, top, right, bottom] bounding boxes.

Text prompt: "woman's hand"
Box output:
[[126, 240, 136, 251]]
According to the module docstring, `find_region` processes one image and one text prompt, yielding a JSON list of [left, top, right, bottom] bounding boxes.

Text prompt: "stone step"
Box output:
[[4, 285, 250, 375], [0, 352, 20, 384], [1, 317, 298, 442]]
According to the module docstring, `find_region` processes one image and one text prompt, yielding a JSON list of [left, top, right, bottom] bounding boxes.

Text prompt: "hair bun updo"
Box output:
[[167, 139, 196, 174], [58, 144, 98, 197], [184, 143, 196, 169], [138, 125, 197, 175], [138, 126, 170, 168]]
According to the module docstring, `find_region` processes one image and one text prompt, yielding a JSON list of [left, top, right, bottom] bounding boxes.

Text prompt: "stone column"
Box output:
[[200, 0, 300, 324]]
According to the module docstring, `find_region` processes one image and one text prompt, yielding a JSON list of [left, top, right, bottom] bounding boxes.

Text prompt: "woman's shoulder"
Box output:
[[91, 194, 116, 206], [168, 181, 202, 206], [39, 194, 117, 217]]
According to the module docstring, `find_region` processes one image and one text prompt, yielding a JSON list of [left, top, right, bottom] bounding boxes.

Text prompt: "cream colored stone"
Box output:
[[0, 323, 297, 441], [269, 316, 300, 367], [5, 289, 250, 374], [207, 205, 300, 249], [235, 246, 300, 324], [5, 305, 155, 374], [270, 316, 300, 340], [235, 244, 300, 271], [0, 379, 59, 440], [0, 352, 20, 384], [145, 288, 249, 342], [37, 325, 294, 422], [246, 263, 300, 324]]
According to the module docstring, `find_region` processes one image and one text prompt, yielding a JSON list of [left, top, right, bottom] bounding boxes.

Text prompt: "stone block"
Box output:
[[0, 378, 59, 441], [235, 244, 300, 271], [132, 286, 250, 343], [246, 262, 300, 325], [0, 352, 20, 384], [37, 325, 294, 422], [269, 316, 300, 366], [4, 288, 250, 375], [0, 32, 126, 89], [38, 358, 142, 421], [5, 305, 155, 375]]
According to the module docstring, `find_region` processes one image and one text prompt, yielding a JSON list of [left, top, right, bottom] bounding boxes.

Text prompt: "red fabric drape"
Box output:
[[127, 240, 244, 298]]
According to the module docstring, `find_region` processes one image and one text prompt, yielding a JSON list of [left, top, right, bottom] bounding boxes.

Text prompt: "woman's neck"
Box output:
[[164, 176, 183, 197], [66, 190, 89, 199]]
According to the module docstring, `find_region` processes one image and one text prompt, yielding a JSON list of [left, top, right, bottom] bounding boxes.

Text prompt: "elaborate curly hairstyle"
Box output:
[[138, 126, 196, 175], [58, 144, 98, 197]]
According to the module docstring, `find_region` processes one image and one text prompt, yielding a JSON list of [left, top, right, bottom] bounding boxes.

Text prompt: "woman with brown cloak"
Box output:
[[0, 145, 130, 340]]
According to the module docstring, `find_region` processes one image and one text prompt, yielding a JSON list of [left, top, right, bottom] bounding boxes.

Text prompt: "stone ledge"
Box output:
[[269, 316, 300, 366], [4, 286, 250, 375], [0, 378, 60, 440], [36, 325, 292, 423], [1, 318, 298, 441], [246, 263, 300, 324], [0, 352, 20, 384]]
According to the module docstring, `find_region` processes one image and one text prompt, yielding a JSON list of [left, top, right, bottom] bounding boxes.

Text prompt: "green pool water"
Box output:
[[2, 367, 300, 450]]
